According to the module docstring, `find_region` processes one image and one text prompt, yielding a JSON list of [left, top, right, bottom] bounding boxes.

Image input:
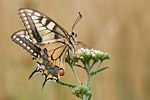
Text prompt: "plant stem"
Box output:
[[82, 61, 91, 100], [71, 65, 81, 85], [86, 61, 91, 90], [89, 61, 96, 70], [86, 71, 91, 90], [82, 95, 87, 100], [91, 66, 110, 76], [94, 60, 103, 72], [83, 74, 91, 99], [58, 81, 77, 88]]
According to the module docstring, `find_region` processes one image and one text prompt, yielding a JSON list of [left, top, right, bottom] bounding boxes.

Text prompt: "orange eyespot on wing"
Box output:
[[59, 68, 65, 76]]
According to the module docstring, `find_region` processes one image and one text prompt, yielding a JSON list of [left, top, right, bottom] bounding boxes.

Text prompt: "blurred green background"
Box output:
[[0, 0, 150, 100]]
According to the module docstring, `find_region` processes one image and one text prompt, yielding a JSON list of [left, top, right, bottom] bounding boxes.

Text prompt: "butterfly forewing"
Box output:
[[18, 8, 69, 44], [11, 29, 41, 58]]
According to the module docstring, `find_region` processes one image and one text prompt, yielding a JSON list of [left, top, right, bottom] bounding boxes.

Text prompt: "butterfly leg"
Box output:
[[75, 41, 90, 49]]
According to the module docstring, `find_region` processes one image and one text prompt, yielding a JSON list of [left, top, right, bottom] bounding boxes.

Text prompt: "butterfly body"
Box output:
[[11, 8, 82, 87]]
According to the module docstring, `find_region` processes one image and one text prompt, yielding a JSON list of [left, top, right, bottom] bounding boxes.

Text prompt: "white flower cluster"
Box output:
[[74, 48, 110, 62]]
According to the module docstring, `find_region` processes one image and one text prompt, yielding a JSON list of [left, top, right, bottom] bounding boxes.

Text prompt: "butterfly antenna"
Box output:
[[72, 12, 82, 31]]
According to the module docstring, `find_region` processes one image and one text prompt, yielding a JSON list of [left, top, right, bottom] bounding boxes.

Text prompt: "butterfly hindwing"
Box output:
[[18, 8, 69, 44], [11, 29, 41, 58], [29, 38, 68, 86]]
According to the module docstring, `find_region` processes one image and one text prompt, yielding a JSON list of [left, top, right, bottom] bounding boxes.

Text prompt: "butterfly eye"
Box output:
[[72, 31, 75, 35], [72, 31, 77, 37]]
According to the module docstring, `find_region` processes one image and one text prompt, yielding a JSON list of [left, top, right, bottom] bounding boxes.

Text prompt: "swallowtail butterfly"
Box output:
[[11, 8, 83, 87]]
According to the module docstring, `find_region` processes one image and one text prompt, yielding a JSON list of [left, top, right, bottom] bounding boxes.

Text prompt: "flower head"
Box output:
[[73, 48, 110, 62]]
